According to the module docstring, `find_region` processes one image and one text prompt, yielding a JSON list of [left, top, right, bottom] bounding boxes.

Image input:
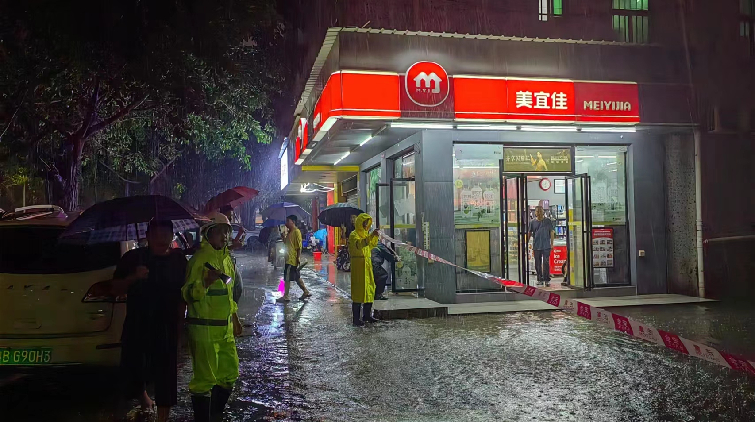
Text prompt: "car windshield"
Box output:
[[0, 226, 121, 274]]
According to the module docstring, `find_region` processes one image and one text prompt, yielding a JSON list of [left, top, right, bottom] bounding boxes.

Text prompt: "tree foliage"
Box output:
[[0, 0, 284, 211]]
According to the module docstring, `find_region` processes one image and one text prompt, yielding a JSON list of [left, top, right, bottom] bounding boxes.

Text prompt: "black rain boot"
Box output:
[[191, 395, 212, 422], [210, 385, 232, 422], [352, 303, 364, 326], [363, 303, 379, 323]]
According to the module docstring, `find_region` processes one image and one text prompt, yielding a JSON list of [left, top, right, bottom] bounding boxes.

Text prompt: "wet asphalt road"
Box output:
[[2, 251, 755, 421]]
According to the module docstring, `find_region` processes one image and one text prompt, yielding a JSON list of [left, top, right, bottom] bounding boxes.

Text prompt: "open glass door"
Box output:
[[390, 178, 418, 292], [501, 174, 526, 284], [375, 183, 390, 231], [565, 174, 593, 289]]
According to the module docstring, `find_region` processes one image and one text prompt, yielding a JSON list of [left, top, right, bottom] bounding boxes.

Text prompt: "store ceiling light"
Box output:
[[598, 155, 616, 158], [580, 126, 636, 133], [359, 136, 374, 147], [456, 124, 517, 131], [391, 122, 454, 129], [320, 117, 338, 132], [334, 151, 350, 165], [606, 162, 617, 166], [520, 125, 577, 132]]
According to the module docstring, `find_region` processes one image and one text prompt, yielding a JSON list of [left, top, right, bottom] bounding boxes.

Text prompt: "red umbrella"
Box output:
[[204, 186, 259, 213]]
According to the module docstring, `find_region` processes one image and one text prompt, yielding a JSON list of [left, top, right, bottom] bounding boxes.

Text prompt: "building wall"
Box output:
[[664, 132, 699, 297], [282, 0, 755, 300], [701, 133, 755, 300]]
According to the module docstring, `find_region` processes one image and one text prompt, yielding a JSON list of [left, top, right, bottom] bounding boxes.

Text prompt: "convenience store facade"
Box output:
[[284, 28, 697, 304]]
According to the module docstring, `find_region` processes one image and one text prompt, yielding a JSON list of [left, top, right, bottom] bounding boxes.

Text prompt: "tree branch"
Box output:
[[85, 95, 148, 138], [75, 78, 101, 139], [40, 117, 73, 139], [98, 160, 141, 184], [150, 155, 178, 184]]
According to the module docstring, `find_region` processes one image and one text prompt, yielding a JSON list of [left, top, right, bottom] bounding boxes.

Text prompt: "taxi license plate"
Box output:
[[0, 347, 52, 365]]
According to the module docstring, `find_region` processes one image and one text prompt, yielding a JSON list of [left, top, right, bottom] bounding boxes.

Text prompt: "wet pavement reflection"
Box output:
[[2, 251, 755, 421]]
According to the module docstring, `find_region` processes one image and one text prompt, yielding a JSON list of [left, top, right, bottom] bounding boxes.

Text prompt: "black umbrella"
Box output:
[[318, 203, 364, 228], [60, 195, 200, 244]]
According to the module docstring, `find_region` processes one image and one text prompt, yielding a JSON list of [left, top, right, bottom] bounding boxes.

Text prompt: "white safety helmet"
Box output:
[[202, 211, 232, 234]]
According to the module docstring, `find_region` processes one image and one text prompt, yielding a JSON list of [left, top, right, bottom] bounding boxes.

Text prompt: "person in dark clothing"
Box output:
[[372, 242, 400, 300], [113, 219, 187, 422], [528, 205, 555, 286]]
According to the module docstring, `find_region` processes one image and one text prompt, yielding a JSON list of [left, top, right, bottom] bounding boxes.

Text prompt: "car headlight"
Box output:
[[279, 249, 286, 254]]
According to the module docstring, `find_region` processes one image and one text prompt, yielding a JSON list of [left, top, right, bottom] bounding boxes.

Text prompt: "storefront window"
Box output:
[[453, 144, 504, 292], [394, 152, 415, 179], [575, 146, 629, 285], [453, 144, 502, 228], [364, 166, 381, 223], [574, 147, 627, 225]]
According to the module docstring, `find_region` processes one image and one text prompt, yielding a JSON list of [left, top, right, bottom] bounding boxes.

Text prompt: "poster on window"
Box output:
[[591, 228, 614, 268], [466, 231, 491, 273], [453, 145, 502, 228]]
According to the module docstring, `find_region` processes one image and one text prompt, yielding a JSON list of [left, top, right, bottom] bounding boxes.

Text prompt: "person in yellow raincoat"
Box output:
[[348, 213, 380, 326], [182, 212, 243, 422]]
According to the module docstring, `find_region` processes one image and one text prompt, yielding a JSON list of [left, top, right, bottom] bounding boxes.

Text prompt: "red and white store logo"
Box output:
[[405, 61, 450, 107]]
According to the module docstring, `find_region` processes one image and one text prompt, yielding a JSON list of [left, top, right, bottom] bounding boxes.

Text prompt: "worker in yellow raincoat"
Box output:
[[348, 213, 380, 326], [182, 212, 243, 422]]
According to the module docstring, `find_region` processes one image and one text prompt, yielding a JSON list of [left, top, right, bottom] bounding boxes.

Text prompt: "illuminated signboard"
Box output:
[[280, 147, 289, 190], [311, 70, 640, 128], [405, 61, 450, 107], [502, 147, 574, 174]]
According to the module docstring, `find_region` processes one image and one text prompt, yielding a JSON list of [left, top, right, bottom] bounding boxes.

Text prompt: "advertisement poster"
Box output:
[[453, 145, 502, 227], [466, 231, 491, 273], [550, 246, 567, 275], [592, 228, 614, 268], [502, 147, 573, 173]]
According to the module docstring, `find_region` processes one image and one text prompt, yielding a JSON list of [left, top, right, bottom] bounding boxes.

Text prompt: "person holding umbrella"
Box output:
[[113, 219, 188, 422], [182, 212, 242, 422], [58, 195, 201, 421], [349, 213, 380, 326]]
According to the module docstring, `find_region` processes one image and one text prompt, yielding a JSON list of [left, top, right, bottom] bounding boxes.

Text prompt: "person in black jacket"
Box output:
[[371, 241, 400, 300], [113, 219, 187, 422]]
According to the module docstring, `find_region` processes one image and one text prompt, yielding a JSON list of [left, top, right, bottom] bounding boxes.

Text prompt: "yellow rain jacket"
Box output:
[[348, 213, 379, 303], [182, 240, 239, 394]]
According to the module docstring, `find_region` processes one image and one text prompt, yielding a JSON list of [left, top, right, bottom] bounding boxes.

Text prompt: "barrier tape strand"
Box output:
[[378, 231, 755, 377]]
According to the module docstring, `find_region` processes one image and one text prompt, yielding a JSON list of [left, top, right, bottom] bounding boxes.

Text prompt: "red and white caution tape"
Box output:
[[378, 231, 755, 377]]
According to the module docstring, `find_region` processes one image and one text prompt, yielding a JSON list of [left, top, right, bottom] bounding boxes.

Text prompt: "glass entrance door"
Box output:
[[375, 183, 390, 231], [565, 174, 593, 289], [390, 178, 418, 292], [502, 175, 527, 284]]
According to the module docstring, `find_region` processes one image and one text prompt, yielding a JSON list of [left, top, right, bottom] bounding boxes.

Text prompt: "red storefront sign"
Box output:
[[404, 61, 450, 107], [311, 66, 640, 130], [506, 78, 575, 122], [294, 117, 308, 161]]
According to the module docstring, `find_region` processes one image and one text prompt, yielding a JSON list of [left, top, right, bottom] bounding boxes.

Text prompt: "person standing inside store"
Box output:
[[114, 219, 187, 422], [276, 215, 312, 302], [349, 213, 380, 326], [528, 205, 555, 286]]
